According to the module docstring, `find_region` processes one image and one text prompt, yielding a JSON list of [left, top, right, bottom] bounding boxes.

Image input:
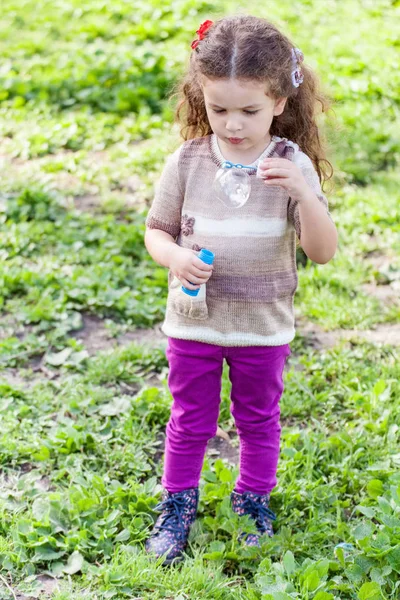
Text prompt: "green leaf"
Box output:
[[219, 468, 233, 483], [376, 496, 392, 514], [314, 593, 334, 600], [357, 582, 381, 600], [345, 564, 365, 585], [17, 519, 33, 535], [50, 562, 65, 576], [353, 521, 373, 540], [367, 479, 383, 499], [391, 485, 400, 505], [106, 509, 122, 524], [115, 529, 130, 542], [63, 550, 84, 574], [270, 593, 293, 600], [356, 505, 376, 518], [355, 555, 376, 575], [203, 551, 224, 560], [387, 547, 400, 573], [208, 541, 226, 553], [316, 559, 330, 577], [34, 546, 66, 561], [328, 561, 341, 572], [100, 397, 131, 416], [380, 514, 400, 528], [283, 550, 296, 575], [372, 531, 390, 549], [258, 580, 287, 596], [45, 347, 73, 366], [32, 445, 51, 461], [373, 380, 386, 396], [370, 567, 388, 586], [32, 498, 50, 522], [302, 570, 320, 592], [335, 546, 345, 567], [225, 551, 239, 560]]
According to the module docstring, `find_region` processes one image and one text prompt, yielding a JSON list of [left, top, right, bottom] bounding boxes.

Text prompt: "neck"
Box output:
[[216, 134, 272, 165]]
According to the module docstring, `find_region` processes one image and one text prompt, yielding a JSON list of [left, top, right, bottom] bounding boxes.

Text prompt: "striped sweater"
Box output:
[[145, 133, 330, 346]]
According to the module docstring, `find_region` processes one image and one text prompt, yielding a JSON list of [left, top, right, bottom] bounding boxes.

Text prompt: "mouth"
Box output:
[[228, 138, 244, 144]]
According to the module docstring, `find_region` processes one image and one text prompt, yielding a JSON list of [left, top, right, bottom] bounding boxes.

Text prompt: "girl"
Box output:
[[144, 14, 337, 565]]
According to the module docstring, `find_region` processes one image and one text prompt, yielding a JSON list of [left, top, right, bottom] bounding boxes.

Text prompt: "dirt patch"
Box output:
[[1, 574, 60, 600], [153, 428, 239, 466], [0, 314, 35, 342], [72, 193, 102, 212], [207, 432, 239, 465], [1, 150, 86, 196], [298, 320, 400, 348], [0, 367, 48, 389], [280, 416, 308, 429], [68, 313, 166, 355], [0, 314, 166, 389], [72, 188, 144, 215], [1, 145, 147, 214], [351, 323, 400, 345], [362, 282, 399, 305]]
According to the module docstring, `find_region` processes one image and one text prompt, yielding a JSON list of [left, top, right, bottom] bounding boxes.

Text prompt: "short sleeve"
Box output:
[[287, 150, 330, 240], [145, 145, 184, 238]]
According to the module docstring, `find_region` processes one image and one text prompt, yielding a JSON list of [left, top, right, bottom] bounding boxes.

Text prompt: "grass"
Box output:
[[0, 0, 399, 598]]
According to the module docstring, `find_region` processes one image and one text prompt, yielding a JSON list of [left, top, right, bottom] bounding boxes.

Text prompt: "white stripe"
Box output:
[[186, 213, 288, 238], [162, 323, 295, 346]]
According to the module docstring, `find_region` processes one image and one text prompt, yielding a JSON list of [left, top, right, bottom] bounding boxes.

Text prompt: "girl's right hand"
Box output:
[[169, 246, 214, 290]]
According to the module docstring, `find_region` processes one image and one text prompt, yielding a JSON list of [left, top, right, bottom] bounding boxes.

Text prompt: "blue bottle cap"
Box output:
[[182, 287, 200, 296], [198, 248, 215, 265]]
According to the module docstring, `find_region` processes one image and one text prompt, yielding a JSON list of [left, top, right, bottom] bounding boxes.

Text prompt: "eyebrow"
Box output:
[[209, 103, 263, 109]]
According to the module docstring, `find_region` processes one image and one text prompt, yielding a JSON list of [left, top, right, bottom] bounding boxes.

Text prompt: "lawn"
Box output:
[[0, 0, 399, 598]]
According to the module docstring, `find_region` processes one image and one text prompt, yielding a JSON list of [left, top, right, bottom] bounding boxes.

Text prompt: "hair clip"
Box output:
[[291, 47, 304, 88], [191, 20, 214, 50]]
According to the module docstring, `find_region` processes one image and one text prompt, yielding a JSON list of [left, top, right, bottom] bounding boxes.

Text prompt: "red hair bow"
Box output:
[[191, 20, 214, 49]]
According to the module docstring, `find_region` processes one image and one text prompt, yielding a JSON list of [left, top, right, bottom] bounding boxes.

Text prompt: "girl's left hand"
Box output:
[[258, 157, 311, 203]]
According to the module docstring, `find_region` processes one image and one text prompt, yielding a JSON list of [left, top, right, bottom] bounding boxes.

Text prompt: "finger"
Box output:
[[193, 258, 214, 271], [258, 168, 291, 178], [191, 265, 213, 278], [263, 178, 288, 187], [259, 158, 290, 168], [185, 273, 207, 285], [181, 278, 201, 290]]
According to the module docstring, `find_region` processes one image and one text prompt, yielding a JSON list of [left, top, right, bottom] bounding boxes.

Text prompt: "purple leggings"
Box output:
[[162, 337, 290, 495]]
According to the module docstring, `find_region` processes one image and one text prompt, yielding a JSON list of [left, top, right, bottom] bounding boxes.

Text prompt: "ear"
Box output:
[[273, 97, 287, 116]]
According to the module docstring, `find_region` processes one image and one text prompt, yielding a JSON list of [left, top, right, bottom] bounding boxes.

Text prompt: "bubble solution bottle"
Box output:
[[182, 248, 215, 296]]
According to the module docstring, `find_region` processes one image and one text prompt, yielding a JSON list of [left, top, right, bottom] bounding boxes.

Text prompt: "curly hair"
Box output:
[[170, 14, 333, 186]]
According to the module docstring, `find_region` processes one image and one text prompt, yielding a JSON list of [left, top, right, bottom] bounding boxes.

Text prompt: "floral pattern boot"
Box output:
[[145, 487, 199, 565], [231, 490, 276, 547]]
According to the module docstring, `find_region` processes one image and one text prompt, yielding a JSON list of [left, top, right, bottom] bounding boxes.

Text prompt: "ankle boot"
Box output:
[[145, 487, 199, 564], [231, 490, 276, 547]]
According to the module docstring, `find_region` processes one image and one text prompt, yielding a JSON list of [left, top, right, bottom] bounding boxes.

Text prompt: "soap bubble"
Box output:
[[212, 166, 251, 209]]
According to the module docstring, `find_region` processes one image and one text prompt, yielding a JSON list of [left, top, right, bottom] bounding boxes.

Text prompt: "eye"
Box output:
[[211, 109, 259, 115]]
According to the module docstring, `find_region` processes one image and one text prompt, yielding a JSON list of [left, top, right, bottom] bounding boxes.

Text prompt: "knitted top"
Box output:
[[145, 134, 330, 346]]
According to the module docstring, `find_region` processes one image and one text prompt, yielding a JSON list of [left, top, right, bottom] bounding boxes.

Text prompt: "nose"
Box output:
[[225, 116, 242, 133]]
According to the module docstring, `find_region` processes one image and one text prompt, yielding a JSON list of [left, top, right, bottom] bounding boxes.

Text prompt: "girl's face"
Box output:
[[201, 76, 287, 161]]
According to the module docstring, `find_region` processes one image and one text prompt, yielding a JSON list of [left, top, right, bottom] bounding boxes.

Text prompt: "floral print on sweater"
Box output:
[[181, 214, 195, 236]]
